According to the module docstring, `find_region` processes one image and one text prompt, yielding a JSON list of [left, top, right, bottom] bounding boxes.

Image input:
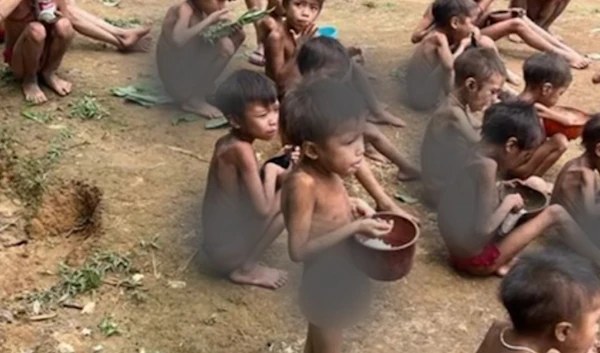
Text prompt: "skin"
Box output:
[[157, 0, 245, 118], [3, 0, 74, 104], [202, 101, 291, 290], [509, 0, 572, 33], [282, 122, 393, 353]]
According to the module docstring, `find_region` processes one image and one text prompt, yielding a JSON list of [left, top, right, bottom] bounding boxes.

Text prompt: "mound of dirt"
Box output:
[[28, 180, 103, 238]]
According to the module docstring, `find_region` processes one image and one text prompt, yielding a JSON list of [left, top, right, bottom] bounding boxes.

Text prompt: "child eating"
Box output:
[[421, 47, 506, 205], [1, 0, 75, 104], [202, 70, 288, 290], [156, 0, 245, 118], [438, 101, 600, 276], [476, 249, 600, 353], [282, 77, 393, 353]]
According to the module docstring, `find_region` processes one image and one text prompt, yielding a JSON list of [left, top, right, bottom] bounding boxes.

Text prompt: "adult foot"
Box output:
[[229, 264, 288, 290], [23, 80, 47, 105], [368, 110, 406, 127], [397, 168, 420, 182], [118, 27, 153, 53], [182, 98, 223, 119], [42, 72, 72, 96], [364, 144, 387, 163]]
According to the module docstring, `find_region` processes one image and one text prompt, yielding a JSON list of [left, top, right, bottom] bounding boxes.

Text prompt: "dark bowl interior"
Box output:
[[500, 184, 549, 214], [357, 213, 418, 250]]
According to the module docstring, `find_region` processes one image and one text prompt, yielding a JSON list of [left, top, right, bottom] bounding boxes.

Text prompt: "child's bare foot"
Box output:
[[507, 34, 523, 43], [368, 110, 406, 127], [506, 69, 522, 86], [118, 27, 152, 53], [495, 258, 519, 277], [364, 144, 387, 163], [248, 47, 265, 67], [23, 80, 47, 105], [397, 167, 420, 182], [565, 52, 590, 70], [229, 264, 288, 290], [41, 72, 72, 96], [182, 98, 223, 119]]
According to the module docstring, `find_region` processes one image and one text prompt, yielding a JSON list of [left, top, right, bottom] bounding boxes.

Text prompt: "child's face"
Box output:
[[452, 12, 476, 40], [312, 123, 365, 176], [239, 102, 280, 141], [199, 0, 228, 13], [558, 299, 600, 353], [502, 137, 542, 172], [539, 83, 569, 107], [286, 0, 321, 30], [466, 73, 505, 112]]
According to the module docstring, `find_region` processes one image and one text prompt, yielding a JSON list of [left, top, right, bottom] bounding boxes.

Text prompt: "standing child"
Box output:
[[476, 249, 600, 353], [510, 52, 572, 179], [421, 47, 506, 206], [438, 101, 600, 277], [156, 0, 245, 118], [282, 78, 394, 353], [202, 70, 288, 290]]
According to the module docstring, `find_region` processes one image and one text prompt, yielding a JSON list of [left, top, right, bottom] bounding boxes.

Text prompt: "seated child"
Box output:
[[156, 0, 245, 118], [411, 0, 589, 69], [476, 249, 600, 353], [281, 77, 394, 353], [509, 52, 572, 179], [552, 115, 600, 249], [438, 101, 600, 276], [421, 47, 506, 206], [406, 0, 514, 111], [1, 0, 75, 104], [202, 69, 288, 290]]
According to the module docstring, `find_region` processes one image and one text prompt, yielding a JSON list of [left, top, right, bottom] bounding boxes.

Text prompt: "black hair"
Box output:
[[501, 249, 600, 335], [481, 101, 544, 150], [282, 0, 324, 10], [282, 77, 365, 146], [214, 69, 278, 120], [454, 47, 507, 86], [523, 52, 573, 89], [297, 37, 351, 79], [582, 114, 600, 153], [431, 0, 477, 27]]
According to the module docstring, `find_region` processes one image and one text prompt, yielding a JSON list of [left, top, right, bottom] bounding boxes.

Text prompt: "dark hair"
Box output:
[[283, 0, 324, 10], [454, 48, 507, 86], [282, 77, 365, 146], [297, 37, 351, 79], [523, 52, 572, 89], [501, 249, 600, 335], [481, 101, 544, 150], [431, 0, 477, 27], [213, 70, 277, 120], [582, 114, 600, 153]]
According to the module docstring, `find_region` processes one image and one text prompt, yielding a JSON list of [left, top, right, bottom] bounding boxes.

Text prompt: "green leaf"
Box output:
[[394, 192, 418, 204], [171, 114, 202, 126], [204, 116, 229, 130]]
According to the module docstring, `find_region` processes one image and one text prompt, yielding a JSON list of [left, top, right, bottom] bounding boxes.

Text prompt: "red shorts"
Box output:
[[450, 244, 501, 272], [3, 48, 12, 64]]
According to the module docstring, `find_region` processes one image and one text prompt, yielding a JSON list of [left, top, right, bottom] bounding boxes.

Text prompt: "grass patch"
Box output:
[[21, 110, 52, 124], [69, 94, 109, 120], [99, 316, 121, 337]]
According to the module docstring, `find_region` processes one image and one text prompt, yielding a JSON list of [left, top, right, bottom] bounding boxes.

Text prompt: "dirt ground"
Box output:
[[1, 0, 600, 352]]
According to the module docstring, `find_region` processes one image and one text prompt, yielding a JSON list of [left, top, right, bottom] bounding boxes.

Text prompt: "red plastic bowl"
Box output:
[[542, 106, 591, 140], [352, 212, 420, 282]]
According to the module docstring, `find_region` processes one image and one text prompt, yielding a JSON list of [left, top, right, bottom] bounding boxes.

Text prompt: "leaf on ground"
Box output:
[[588, 53, 600, 61], [394, 192, 418, 204], [204, 116, 229, 130], [171, 114, 202, 126], [101, 0, 120, 7]]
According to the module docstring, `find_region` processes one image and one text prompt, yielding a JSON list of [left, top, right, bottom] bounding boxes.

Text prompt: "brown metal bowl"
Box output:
[[499, 182, 549, 217]]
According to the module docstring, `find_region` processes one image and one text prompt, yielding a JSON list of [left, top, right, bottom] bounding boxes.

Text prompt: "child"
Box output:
[[510, 52, 572, 179], [156, 0, 245, 118], [202, 70, 288, 290], [281, 77, 394, 353], [438, 101, 600, 276], [476, 249, 600, 353], [552, 115, 600, 249], [1, 0, 75, 104], [421, 47, 506, 206], [296, 37, 419, 180]]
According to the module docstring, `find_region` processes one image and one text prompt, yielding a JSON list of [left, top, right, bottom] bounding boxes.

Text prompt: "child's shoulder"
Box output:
[[284, 169, 317, 193], [213, 134, 255, 161]]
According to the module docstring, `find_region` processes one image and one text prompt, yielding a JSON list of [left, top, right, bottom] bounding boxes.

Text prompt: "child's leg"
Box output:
[[304, 324, 342, 353], [477, 36, 522, 85], [9, 22, 48, 104], [510, 134, 568, 179], [364, 123, 420, 181], [41, 18, 75, 97]]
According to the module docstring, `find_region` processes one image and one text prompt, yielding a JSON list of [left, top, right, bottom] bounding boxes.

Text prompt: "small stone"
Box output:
[[167, 280, 186, 289], [57, 342, 75, 353], [131, 274, 144, 285], [81, 328, 92, 337], [32, 301, 41, 315], [92, 345, 103, 353], [0, 309, 14, 323], [81, 302, 95, 315]]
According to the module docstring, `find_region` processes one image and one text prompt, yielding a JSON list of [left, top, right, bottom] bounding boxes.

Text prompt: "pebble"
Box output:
[[57, 343, 75, 353], [92, 345, 103, 353], [81, 302, 96, 315]]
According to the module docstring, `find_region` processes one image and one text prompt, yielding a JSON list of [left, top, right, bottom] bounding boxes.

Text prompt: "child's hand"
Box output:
[[504, 193, 525, 212], [206, 8, 231, 25], [358, 218, 394, 238], [287, 145, 301, 166], [293, 24, 318, 48], [351, 198, 376, 219]]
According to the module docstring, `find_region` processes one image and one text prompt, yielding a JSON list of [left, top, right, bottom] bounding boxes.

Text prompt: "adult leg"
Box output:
[[510, 134, 568, 179], [10, 22, 47, 104], [41, 18, 75, 96], [534, 0, 571, 31], [306, 324, 343, 353], [364, 123, 420, 181]]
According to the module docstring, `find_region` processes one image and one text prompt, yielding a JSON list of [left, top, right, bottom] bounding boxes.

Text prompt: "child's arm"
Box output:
[[411, 5, 434, 44], [579, 169, 600, 217], [435, 33, 473, 72], [535, 103, 580, 126], [449, 107, 481, 144], [235, 145, 277, 216], [171, 5, 229, 47], [0, 0, 22, 20]]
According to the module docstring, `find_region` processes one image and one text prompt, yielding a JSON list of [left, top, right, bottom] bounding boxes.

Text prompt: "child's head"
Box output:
[[283, 0, 323, 31], [481, 101, 544, 171], [431, 0, 478, 40], [297, 37, 352, 80], [454, 48, 507, 112], [582, 114, 600, 161], [523, 52, 572, 107], [214, 70, 279, 141], [282, 77, 365, 175], [501, 249, 600, 353], [197, 0, 228, 14]]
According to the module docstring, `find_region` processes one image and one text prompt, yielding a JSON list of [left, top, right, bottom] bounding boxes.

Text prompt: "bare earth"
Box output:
[[1, 0, 600, 352]]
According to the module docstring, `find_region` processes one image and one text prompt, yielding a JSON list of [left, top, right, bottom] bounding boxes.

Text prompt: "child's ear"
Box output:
[[465, 77, 478, 92], [594, 143, 600, 159], [541, 82, 554, 97], [228, 115, 242, 130], [505, 137, 519, 153], [450, 16, 459, 29], [303, 141, 319, 160], [554, 322, 573, 343]]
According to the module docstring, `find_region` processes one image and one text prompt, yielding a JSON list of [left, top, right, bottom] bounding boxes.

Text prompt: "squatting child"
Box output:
[[421, 47, 506, 205], [202, 70, 288, 290], [476, 249, 600, 353], [157, 0, 245, 118], [282, 77, 394, 353]]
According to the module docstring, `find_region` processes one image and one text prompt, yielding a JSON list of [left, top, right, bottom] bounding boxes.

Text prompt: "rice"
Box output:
[[356, 235, 394, 250]]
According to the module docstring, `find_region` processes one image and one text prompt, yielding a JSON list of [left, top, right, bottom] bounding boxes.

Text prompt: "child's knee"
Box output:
[[549, 133, 568, 153], [508, 18, 527, 32], [25, 22, 47, 43], [54, 18, 75, 39], [219, 34, 245, 58], [546, 204, 570, 223], [478, 35, 497, 50]]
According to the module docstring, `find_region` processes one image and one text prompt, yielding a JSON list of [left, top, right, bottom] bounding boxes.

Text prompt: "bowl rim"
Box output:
[[354, 212, 420, 252], [318, 25, 338, 33], [501, 184, 550, 215]]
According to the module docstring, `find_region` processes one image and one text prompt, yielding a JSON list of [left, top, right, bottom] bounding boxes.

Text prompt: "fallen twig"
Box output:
[[177, 249, 199, 275], [61, 302, 84, 310], [165, 145, 210, 163], [29, 313, 57, 321], [151, 251, 160, 279]]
